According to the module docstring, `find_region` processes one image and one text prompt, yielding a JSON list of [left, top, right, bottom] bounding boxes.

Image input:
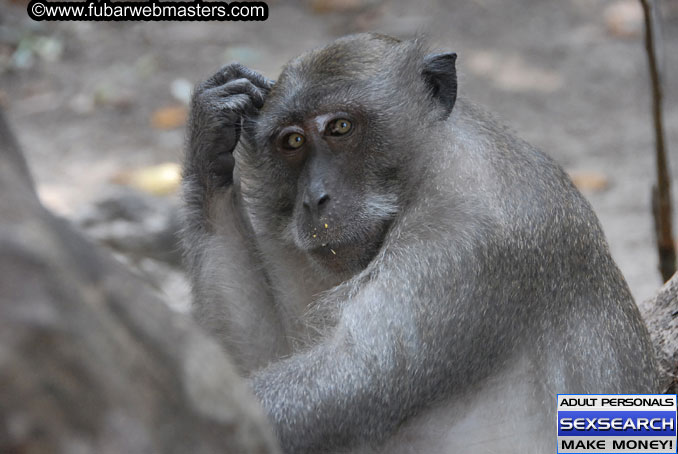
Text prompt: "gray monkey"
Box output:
[[181, 34, 658, 453]]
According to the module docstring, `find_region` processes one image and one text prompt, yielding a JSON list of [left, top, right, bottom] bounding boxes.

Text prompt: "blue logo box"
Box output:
[[556, 394, 677, 454]]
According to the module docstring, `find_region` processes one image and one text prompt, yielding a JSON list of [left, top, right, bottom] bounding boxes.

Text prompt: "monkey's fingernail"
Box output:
[[330, 249, 336, 255]]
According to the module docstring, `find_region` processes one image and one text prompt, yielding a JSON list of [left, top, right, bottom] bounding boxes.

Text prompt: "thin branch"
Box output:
[[640, 0, 675, 282]]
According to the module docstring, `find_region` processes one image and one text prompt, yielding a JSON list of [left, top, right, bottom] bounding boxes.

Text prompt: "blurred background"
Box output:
[[0, 0, 676, 312]]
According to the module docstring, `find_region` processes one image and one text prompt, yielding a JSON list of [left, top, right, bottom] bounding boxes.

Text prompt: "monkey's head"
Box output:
[[235, 34, 457, 276]]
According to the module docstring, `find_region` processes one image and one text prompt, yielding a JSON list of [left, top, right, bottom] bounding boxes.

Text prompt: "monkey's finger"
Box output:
[[230, 65, 273, 93], [203, 78, 267, 109], [198, 63, 248, 91], [238, 66, 274, 93], [209, 92, 261, 118], [200, 62, 273, 93]]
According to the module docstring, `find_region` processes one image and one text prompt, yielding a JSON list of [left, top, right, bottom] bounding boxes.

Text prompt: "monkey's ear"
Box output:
[[422, 52, 457, 118]]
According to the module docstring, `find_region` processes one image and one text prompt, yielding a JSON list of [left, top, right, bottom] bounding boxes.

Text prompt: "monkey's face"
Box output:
[[240, 98, 403, 276]]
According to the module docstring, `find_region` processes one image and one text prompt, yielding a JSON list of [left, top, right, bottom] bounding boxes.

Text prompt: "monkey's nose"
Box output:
[[303, 192, 331, 219]]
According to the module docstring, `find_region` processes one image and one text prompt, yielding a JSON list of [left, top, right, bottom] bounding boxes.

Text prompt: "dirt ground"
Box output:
[[1, 0, 677, 306]]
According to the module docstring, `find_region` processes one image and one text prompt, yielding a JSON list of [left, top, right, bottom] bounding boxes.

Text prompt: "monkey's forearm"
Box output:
[[184, 186, 288, 374], [250, 334, 413, 454], [249, 279, 447, 453]]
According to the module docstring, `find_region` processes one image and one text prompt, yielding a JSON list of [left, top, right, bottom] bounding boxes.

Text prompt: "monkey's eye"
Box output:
[[328, 118, 352, 136], [283, 132, 305, 150]]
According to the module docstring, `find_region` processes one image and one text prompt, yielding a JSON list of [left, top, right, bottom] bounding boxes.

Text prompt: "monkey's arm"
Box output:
[[182, 64, 286, 373], [184, 185, 289, 374], [250, 226, 501, 453]]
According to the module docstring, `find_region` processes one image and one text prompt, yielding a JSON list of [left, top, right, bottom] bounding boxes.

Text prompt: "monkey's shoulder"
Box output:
[[437, 99, 605, 246]]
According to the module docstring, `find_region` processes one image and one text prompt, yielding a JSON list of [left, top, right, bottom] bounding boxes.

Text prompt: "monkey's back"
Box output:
[[441, 97, 658, 394]]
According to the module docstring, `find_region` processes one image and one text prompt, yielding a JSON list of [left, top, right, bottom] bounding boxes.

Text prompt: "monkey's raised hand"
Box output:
[[185, 63, 273, 188]]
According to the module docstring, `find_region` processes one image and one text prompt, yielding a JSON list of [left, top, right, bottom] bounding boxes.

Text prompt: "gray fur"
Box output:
[[181, 34, 659, 453]]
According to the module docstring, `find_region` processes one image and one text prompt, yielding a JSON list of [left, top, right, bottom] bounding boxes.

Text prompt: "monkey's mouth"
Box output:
[[299, 226, 367, 258], [301, 219, 391, 273]]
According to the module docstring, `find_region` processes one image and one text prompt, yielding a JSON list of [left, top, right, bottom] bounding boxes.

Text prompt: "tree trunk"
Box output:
[[0, 109, 279, 454]]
